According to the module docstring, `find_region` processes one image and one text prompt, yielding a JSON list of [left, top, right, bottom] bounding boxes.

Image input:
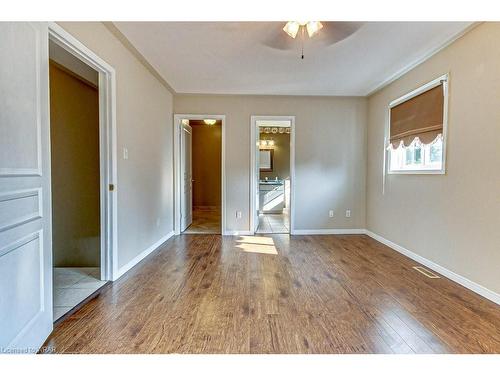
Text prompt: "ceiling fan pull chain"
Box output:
[[301, 27, 305, 59]]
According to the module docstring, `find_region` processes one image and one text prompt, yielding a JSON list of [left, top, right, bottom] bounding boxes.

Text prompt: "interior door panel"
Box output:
[[0, 22, 53, 352]]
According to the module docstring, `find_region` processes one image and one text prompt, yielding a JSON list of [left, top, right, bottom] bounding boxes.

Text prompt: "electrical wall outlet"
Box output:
[[236, 211, 242, 219], [329, 210, 334, 218], [345, 209, 351, 218]]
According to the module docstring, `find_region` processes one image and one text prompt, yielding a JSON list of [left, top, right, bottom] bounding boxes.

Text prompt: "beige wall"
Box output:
[[174, 95, 367, 232], [57, 22, 174, 270], [50, 63, 100, 267], [259, 132, 290, 181], [191, 120, 222, 208], [366, 22, 500, 294]]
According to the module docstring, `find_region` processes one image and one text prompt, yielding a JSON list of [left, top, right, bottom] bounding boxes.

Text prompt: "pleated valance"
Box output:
[[389, 84, 444, 148]]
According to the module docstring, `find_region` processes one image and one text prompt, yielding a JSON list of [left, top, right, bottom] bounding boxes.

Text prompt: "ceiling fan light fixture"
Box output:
[[306, 21, 323, 37], [283, 21, 300, 38]]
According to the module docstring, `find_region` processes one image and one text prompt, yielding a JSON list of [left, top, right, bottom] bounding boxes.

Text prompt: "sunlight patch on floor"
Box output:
[[236, 236, 278, 255], [237, 236, 274, 245]]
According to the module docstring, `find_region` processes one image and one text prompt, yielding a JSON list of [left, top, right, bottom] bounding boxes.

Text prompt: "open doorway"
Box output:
[[250, 116, 295, 234], [174, 115, 225, 235], [48, 32, 115, 322]]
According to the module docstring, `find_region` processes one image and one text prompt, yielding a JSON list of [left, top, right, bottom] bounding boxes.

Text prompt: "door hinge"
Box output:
[[109, 184, 115, 192]]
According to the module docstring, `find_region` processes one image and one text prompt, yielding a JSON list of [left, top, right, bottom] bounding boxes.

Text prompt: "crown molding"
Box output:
[[365, 22, 481, 97]]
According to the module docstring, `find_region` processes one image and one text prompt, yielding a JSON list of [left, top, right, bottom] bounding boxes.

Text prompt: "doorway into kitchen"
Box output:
[[250, 116, 295, 234]]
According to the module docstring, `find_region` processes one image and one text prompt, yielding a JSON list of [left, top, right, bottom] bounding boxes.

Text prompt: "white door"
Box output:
[[0, 22, 53, 352], [180, 124, 192, 232], [254, 135, 260, 232]]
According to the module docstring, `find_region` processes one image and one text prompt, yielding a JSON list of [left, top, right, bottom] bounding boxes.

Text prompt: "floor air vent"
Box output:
[[412, 266, 440, 279]]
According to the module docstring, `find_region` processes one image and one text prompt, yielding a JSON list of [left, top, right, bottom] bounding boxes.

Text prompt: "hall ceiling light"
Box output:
[[204, 119, 217, 125]]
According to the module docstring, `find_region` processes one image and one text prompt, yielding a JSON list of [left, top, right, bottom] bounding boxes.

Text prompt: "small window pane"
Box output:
[[430, 141, 442, 163], [414, 148, 422, 164], [405, 148, 413, 165]]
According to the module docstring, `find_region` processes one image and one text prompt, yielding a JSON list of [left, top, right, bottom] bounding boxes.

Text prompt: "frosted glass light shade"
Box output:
[[306, 21, 323, 37], [283, 21, 323, 39], [283, 21, 300, 38]]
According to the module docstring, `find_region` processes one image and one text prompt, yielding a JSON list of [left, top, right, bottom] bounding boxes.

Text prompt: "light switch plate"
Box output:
[[123, 147, 129, 160]]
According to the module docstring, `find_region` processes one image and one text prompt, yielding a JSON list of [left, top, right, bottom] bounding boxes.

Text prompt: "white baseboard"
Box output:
[[292, 229, 367, 235], [365, 230, 500, 306], [227, 229, 366, 235], [113, 231, 175, 281]]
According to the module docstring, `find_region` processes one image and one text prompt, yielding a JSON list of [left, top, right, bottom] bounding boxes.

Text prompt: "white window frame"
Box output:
[[386, 73, 449, 175]]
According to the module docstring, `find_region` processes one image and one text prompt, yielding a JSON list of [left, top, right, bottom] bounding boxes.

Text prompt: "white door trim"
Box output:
[[250, 115, 296, 235], [173, 114, 226, 235], [48, 23, 118, 281]]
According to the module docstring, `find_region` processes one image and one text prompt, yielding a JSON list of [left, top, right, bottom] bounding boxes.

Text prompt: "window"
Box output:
[[389, 135, 443, 171], [387, 74, 448, 174]]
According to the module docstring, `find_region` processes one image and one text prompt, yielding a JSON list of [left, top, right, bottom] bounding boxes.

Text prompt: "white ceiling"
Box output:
[[114, 22, 473, 96]]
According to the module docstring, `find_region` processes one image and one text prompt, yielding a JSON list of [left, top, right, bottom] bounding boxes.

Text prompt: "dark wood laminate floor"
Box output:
[[44, 234, 500, 353]]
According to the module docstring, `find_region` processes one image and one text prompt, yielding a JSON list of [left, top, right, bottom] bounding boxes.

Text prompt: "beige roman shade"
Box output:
[[389, 84, 444, 148]]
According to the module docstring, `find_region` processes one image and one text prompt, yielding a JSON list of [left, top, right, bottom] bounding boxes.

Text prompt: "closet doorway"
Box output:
[[48, 24, 117, 322]]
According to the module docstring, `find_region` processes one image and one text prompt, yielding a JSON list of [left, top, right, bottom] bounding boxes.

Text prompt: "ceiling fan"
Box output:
[[263, 21, 363, 59]]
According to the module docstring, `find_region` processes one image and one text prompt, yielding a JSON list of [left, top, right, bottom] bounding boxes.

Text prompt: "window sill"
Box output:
[[388, 169, 445, 175]]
